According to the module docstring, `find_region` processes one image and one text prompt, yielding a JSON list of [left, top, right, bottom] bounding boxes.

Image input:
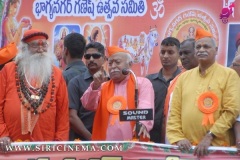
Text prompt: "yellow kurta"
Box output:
[[167, 62, 240, 146]]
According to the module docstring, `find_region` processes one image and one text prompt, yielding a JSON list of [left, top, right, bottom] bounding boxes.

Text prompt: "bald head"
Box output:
[[179, 39, 198, 70]]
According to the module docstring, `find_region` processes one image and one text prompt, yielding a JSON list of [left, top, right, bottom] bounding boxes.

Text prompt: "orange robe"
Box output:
[[0, 62, 69, 141]]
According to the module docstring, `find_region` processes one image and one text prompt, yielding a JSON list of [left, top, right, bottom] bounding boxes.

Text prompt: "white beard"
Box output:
[[15, 46, 53, 86]]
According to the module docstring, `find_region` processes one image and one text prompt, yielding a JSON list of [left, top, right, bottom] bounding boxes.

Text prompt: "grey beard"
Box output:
[[16, 51, 53, 86]]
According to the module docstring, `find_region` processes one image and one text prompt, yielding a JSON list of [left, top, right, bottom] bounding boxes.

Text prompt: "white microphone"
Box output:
[[122, 68, 141, 139], [122, 69, 138, 90]]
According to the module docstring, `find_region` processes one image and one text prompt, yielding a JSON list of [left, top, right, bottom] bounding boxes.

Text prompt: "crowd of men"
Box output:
[[0, 28, 240, 157]]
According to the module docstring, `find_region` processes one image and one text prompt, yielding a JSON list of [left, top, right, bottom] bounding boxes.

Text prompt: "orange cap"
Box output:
[[107, 46, 130, 56], [0, 42, 18, 65], [195, 28, 213, 41], [22, 28, 48, 43]]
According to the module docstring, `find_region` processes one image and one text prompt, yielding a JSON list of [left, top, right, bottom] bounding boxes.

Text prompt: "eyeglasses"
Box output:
[[27, 42, 48, 49], [84, 53, 102, 60], [232, 63, 240, 67]]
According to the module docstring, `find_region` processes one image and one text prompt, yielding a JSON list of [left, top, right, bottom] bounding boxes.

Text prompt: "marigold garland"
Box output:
[[15, 139, 30, 142]]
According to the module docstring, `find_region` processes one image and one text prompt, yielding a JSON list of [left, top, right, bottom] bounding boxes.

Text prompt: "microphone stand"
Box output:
[[126, 70, 140, 140]]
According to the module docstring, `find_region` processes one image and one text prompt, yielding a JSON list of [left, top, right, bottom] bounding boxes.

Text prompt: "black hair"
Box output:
[[85, 42, 105, 55], [161, 37, 180, 50], [64, 33, 86, 59]]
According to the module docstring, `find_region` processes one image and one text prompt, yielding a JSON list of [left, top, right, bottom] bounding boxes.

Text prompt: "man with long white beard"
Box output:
[[0, 29, 69, 152]]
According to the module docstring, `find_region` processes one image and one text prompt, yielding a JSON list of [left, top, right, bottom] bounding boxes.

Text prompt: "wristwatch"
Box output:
[[207, 131, 215, 138]]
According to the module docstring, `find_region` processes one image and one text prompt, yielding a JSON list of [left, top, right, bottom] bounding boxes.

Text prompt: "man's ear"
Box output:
[[215, 47, 218, 55], [63, 48, 69, 56]]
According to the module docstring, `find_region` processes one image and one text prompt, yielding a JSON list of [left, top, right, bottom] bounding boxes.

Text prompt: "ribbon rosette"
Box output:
[[107, 96, 127, 125], [198, 91, 219, 126]]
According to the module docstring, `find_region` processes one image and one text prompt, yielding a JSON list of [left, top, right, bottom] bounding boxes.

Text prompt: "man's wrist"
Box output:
[[207, 131, 215, 138], [92, 82, 100, 90]]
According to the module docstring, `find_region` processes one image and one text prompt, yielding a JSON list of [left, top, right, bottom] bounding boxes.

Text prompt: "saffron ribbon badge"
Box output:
[[198, 91, 219, 126], [107, 96, 127, 125]]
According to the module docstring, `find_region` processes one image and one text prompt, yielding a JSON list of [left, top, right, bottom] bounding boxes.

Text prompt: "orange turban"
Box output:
[[22, 28, 48, 43], [107, 46, 130, 56], [195, 28, 213, 41], [0, 42, 18, 65]]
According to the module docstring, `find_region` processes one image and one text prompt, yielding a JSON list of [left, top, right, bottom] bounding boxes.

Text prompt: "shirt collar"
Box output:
[[83, 70, 93, 80], [198, 62, 217, 77], [64, 60, 85, 71], [152, 67, 182, 81]]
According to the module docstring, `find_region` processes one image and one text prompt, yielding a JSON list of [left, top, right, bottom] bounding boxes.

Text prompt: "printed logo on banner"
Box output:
[[165, 9, 219, 45], [219, 0, 235, 24]]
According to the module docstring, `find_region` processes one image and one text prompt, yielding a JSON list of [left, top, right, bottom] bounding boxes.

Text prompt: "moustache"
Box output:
[[110, 69, 121, 73], [196, 52, 208, 57], [88, 62, 97, 66]]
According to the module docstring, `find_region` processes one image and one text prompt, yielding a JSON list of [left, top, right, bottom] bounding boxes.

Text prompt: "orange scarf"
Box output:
[[163, 70, 185, 117], [161, 70, 185, 143], [92, 75, 136, 140]]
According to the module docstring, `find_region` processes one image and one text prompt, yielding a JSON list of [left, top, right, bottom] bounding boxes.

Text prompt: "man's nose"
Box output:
[[111, 62, 118, 68], [198, 46, 205, 52], [180, 54, 186, 59], [37, 46, 45, 53], [163, 53, 169, 58], [180, 56, 185, 61], [89, 56, 95, 61]]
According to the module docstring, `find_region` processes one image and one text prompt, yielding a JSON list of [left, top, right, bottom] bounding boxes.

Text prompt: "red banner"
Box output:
[[1, 0, 239, 74], [0, 141, 239, 160]]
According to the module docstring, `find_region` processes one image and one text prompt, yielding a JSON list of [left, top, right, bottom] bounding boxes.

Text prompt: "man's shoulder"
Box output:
[[63, 64, 87, 76], [214, 63, 237, 75], [52, 66, 65, 81], [180, 67, 197, 76], [146, 72, 159, 80], [69, 70, 93, 85], [68, 73, 86, 85], [1, 62, 16, 74], [4, 61, 15, 68], [53, 66, 63, 75]]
